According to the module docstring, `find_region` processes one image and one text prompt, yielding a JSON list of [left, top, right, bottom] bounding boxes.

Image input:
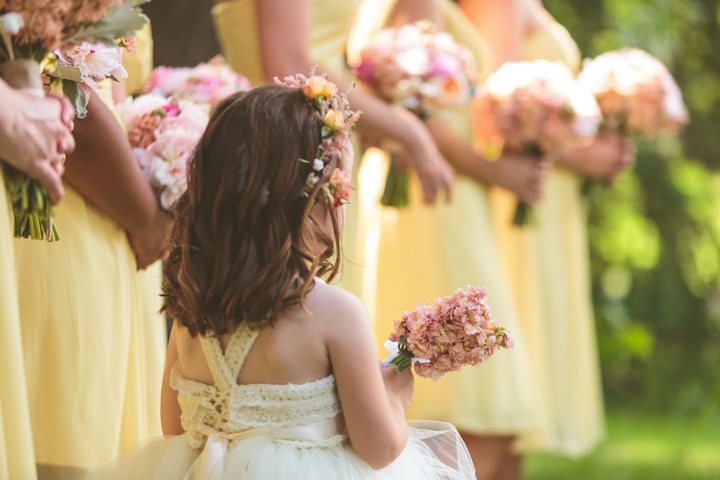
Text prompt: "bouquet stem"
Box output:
[[0, 59, 59, 241], [380, 152, 410, 208], [512, 143, 543, 228], [384, 335, 415, 373]]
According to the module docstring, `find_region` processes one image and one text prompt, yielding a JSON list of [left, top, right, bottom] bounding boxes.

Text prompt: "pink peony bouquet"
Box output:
[[116, 93, 209, 210], [0, 0, 148, 241], [383, 285, 513, 381], [142, 55, 251, 106], [577, 48, 688, 136], [478, 59, 601, 226], [352, 21, 479, 207]]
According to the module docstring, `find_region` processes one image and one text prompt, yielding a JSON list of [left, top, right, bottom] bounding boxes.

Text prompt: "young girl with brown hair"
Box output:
[[104, 77, 474, 479]]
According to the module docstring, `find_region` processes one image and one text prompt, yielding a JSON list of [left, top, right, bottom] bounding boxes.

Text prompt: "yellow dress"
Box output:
[[488, 19, 605, 455], [0, 169, 37, 480], [212, 0, 366, 299], [13, 26, 165, 478], [359, 0, 535, 436]]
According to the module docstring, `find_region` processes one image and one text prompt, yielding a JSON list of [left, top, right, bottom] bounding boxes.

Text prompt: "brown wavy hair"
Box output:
[[162, 84, 345, 337]]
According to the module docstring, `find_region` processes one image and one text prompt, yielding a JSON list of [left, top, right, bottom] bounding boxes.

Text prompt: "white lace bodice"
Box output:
[[170, 322, 343, 449]]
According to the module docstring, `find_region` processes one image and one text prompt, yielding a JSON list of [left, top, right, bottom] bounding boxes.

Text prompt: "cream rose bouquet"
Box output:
[[352, 21, 478, 207], [0, 0, 148, 240], [383, 285, 513, 381], [142, 55, 252, 107], [577, 48, 688, 136], [116, 93, 209, 211], [478, 60, 601, 226]]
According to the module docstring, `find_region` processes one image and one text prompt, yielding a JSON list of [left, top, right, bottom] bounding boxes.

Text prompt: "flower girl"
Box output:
[[103, 74, 474, 479]]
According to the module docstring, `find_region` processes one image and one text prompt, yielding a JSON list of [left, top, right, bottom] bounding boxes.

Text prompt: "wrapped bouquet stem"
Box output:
[[380, 146, 410, 208]]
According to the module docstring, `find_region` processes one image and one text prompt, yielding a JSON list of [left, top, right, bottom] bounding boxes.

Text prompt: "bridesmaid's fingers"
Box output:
[[31, 159, 66, 205]]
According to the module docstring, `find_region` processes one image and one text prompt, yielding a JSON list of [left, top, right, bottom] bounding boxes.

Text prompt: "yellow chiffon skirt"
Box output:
[[0, 170, 37, 480], [491, 168, 604, 455], [13, 183, 165, 478], [363, 151, 535, 436]]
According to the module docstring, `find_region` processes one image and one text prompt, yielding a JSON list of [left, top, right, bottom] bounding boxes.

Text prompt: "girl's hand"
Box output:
[[488, 153, 549, 205], [381, 364, 415, 411], [557, 134, 635, 182]]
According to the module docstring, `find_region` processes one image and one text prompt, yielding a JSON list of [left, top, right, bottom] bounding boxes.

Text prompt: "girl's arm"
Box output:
[[257, 0, 454, 204], [161, 323, 184, 436], [324, 291, 413, 470], [64, 91, 172, 269]]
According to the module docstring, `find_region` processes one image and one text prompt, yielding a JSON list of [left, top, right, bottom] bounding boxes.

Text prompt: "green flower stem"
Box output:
[[4, 164, 60, 241], [380, 153, 410, 208]]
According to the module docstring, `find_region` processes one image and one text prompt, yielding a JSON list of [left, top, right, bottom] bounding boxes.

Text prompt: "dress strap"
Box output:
[[198, 323, 260, 392]]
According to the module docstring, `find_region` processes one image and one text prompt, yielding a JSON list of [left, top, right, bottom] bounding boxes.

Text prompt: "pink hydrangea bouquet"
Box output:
[[0, 0, 148, 241], [478, 59, 601, 226], [383, 285, 513, 381], [577, 48, 688, 136], [351, 20, 479, 207], [116, 93, 209, 210], [142, 55, 251, 106]]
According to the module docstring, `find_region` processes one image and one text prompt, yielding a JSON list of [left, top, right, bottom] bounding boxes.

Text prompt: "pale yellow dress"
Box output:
[[213, 0, 366, 299], [357, 0, 535, 436], [13, 25, 166, 478], [0, 168, 37, 480], [488, 19, 605, 455]]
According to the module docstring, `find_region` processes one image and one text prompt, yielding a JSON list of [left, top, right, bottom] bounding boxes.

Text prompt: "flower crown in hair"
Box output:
[[274, 69, 361, 210]]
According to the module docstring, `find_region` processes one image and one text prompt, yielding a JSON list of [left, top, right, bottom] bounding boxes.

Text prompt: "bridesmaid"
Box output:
[[460, 0, 633, 458], [351, 1, 549, 479], [211, 0, 456, 301], [13, 32, 171, 478], [0, 81, 74, 480]]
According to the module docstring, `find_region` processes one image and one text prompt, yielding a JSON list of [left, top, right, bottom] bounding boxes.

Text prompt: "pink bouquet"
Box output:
[[383, 286, 513, 381], [0, 1, 148, 240], [478, 59, 601, 226], [352, 21, 479, 207], [577, 48, 688, 136], [117, 93, 209, 210], [143, 55, 251, 107]]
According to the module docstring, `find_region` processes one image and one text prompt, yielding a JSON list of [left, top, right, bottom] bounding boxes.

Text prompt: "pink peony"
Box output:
[[57, 41, 127, 89]]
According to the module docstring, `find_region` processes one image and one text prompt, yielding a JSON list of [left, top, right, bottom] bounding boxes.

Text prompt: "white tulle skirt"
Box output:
[[103, 420, 475, 479]]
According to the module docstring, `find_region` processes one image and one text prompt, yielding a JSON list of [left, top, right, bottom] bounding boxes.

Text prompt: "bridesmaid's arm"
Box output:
[[456, 0, 524, 68], [161, 324, 184, 436], [388, 0, 443, 28], [257, 0, 454, 204], [555, 134, 635, 182], [426, 119, 547, 204], [64, 92, 172, 269]]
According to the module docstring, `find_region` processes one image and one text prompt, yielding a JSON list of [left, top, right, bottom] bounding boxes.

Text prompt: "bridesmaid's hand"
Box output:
[[0, 83, 75, 204], [398, 109, 455, 204], [488, 153, 549, 205], [557, 134, 635, 182], [126, 208, 174, 270]]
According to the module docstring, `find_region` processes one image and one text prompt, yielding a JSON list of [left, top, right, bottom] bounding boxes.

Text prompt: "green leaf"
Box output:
[[65, 4, 149, 46], [321, 125, 333, 137], [62, 80, 88, 119]]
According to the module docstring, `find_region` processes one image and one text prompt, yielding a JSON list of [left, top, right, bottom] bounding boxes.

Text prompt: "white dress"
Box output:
[[103, 321, 475, 479]]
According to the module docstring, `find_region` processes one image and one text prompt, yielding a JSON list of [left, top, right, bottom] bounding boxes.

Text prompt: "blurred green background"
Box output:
[[526, 1, 720, 478]]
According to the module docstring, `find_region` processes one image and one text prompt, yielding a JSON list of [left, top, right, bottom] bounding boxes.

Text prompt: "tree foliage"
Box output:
[[544, 0, 720, 414]]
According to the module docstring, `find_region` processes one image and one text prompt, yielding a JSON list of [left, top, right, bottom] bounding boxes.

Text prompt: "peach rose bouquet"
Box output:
[[577, 48, 688, 136], [117, 93, 209, 210], [351, 21, 478, 207], [478, 59, 601, 226], [383, 285, 513, 381], [143, 55, 252, 107], [0, 0, 148, 240]]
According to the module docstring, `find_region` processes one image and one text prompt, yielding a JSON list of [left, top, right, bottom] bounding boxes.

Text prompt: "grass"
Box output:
[[524, 412, 720, 480]]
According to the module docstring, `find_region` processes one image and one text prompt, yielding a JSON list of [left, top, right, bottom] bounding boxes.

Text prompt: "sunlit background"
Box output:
[[525, 1, 720, 478]]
